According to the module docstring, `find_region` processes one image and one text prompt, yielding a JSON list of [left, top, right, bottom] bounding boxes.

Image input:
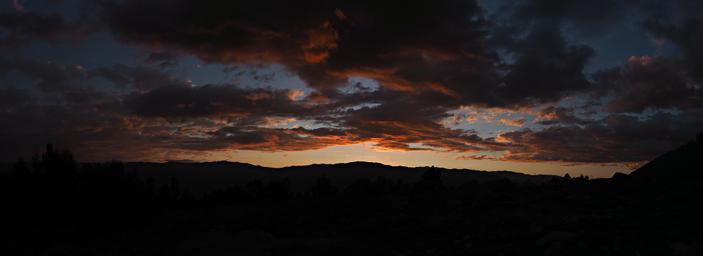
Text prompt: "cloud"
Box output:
[[127, 84, 319, 119], [0, 57, 88, 92], [0, 83, 349, 161], [506, 0, 624, 39], [0, 86, 32, 112], [536, 106, 592, 125], [0, 57, 188, 94], [592, 56, 701, 113], [500, 118, 525, 127], [0, 56, 509, 161], [1, 0, 702, 167], [0, 84, 135, 161], [92, 64, 185, 91], [644, 17, 703, 82], [90, 0, 622, 163], [119, 81, 510, 156], [169, 125, 360, 152], [0, 10, 94, 47], [498, 28, 594, 105], [145, 51, 181, 68], [101, 0, 598, 108], [456, 154, 497, 161], [12, 0, 24, 12], [499, 111, 703, 163]]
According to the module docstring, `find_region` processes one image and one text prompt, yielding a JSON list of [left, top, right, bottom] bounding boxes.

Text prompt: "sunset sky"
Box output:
[[1, 0, 702, 177]]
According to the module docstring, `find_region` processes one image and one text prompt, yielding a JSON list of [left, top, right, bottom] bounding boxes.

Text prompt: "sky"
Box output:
[[1, 0, 702, 177]]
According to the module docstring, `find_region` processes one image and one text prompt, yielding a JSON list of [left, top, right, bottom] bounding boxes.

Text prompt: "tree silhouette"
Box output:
[[310, 175, 337, 197]]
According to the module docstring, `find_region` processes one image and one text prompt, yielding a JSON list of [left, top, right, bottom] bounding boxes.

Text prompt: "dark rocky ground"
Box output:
[[1, 138, 702, 255]]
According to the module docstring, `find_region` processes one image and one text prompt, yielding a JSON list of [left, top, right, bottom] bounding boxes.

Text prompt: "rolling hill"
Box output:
[[126, 161, 558, 193]]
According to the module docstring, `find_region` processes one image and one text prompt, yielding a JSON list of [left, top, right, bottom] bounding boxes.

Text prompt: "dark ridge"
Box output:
[[124, 161, 557, 194], [630, 133, 703, 180]]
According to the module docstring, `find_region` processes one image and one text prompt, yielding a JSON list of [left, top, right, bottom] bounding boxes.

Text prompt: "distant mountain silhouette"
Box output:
[[630, 133, 703, 180], [4, 140, 703, 255], [126, 161, 557, 194]]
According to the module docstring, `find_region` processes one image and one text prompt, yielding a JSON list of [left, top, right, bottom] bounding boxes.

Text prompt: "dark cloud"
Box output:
[[105, 76, 510, 155], [0, 82, 345, 161], [501, 111, 703, 163], [101, 0, 334, 63], [645, 18, 703, 82], [0, 10, 94, 47], [187, 126, 360, 152], [145, 51, 180, 68], [95, 0, 535, 158], [127, 84, 318, 119], [0, 57, 87, 92], [92, 64, 183, 91], [0, 84, 134, 161], [0, 57, 187, 95], [0, 86, 32, 112], [101, 0, 598, 108], [593, 56, 701, 113], [509, 0, 624, 38], [499, 28, 594, 105]]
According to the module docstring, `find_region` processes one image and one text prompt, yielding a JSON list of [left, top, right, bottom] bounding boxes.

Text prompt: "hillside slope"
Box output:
[[630, 134, 703, 180]]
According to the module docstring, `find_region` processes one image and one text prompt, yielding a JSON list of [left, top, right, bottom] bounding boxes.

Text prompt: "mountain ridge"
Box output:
[[123, 160, 558, 194]]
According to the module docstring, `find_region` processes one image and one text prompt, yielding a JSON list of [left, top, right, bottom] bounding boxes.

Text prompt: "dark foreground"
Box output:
[[2, 139, 703, 256]]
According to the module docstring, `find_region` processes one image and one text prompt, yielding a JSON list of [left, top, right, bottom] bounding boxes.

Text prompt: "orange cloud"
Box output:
[[302, 21, 339, 63], [499, 118, 525, 127], [330, 68, 459, 97], [456, 154, 497, 160]]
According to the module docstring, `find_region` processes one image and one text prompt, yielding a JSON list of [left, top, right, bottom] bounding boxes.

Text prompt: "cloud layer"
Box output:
[[0, 0, 702, 167]]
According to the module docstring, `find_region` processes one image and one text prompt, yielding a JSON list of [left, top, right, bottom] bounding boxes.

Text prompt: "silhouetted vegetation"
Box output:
[[2, 139, 703, 255]]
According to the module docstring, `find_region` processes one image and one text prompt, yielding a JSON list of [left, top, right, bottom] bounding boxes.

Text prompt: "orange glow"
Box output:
[[302, 21, 338, 63]]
